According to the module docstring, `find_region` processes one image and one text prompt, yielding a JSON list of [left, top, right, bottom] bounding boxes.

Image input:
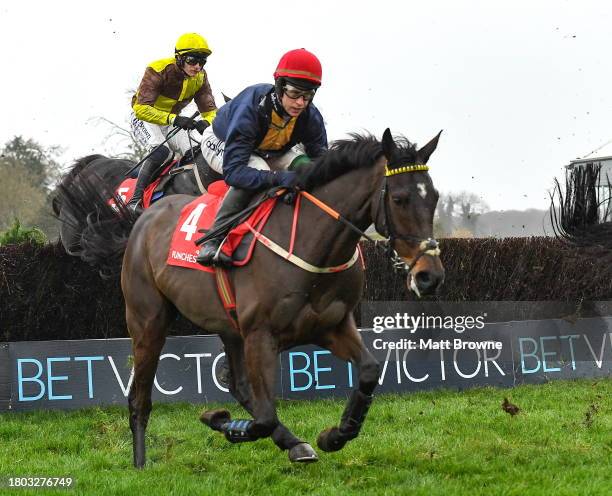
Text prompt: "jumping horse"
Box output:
[[52, 147, 222, 255], [67, 128, 445, 467]]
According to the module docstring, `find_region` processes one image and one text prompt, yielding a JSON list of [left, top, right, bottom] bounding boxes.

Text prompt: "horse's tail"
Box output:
[[58, 172, 137, 277], [551, 163, 612, 248], [52, 154, 107, 215]]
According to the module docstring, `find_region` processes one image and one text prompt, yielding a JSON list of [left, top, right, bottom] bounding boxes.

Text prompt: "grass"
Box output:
[[0, 379, 610, 495]]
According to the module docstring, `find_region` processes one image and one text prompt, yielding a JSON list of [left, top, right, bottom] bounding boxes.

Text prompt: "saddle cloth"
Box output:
[[112, 161, 176, 209], [166, 181, 277, 273]]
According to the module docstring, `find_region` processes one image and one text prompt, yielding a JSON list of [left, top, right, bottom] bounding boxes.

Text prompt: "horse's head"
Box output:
[[374, 129, 445, 297]]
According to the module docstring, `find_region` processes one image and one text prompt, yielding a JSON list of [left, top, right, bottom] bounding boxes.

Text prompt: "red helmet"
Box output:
[[274, 49, 322, 87]]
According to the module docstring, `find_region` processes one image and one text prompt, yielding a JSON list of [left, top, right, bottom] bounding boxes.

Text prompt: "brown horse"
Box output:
[[69, 129, 444, 467]]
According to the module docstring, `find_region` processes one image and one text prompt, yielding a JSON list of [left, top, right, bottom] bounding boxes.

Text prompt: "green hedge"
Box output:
[[0, 219, 46, 247]]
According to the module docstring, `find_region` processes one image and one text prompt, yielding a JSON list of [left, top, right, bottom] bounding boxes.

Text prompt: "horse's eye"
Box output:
[[392, 196, 408, 206]]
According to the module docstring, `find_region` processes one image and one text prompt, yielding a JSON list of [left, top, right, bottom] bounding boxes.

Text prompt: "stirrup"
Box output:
[[197, 238, 232, 267], [126, 198, 142, 214], [212, 241, 233, 267]]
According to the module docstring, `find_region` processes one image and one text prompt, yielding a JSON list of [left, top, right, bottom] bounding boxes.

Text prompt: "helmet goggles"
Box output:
[[183, 54, 208, 66], [283, 84, 316, 101]]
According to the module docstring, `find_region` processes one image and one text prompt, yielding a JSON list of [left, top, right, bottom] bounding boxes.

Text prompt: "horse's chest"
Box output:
[[273, 298, 348, 347], [304, 299, 347, 328]]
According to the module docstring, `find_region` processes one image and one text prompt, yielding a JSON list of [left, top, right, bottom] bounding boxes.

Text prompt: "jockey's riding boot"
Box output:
[[126, 145, 173, 213], [197, 187, 254, 267]]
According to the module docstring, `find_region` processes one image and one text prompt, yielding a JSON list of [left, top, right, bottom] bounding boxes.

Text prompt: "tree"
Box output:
[[435, 191, 489, 237], [456, 192, 489, 233], [0, 136, 63, 237], [0, 161, 47, 231], [91, 116, 147, 162], [435, 194, 456, 236], [1, 136, 63, 189], [89, 89, 147, 162]]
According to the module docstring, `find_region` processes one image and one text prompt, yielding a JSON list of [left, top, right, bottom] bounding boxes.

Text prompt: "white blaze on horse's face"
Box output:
[[410, 275, 421, 298], [417, 183, 427, 199]]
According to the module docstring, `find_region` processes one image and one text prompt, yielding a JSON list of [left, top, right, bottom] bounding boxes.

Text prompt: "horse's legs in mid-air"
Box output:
[[202, 333, 318, 462], [125, 286, 175, 468], [317, 313, 380, 452], [203, 329, 280, 442], [242, 329, 282, 438]]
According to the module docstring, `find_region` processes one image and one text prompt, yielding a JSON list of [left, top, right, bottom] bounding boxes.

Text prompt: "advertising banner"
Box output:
[[2, 312, 611, 411]]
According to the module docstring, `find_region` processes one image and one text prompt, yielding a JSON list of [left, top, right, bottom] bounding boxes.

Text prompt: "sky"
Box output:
[[2, 0, 612, 211]]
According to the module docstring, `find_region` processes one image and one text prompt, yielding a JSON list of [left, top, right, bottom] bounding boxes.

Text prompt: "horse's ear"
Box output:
[[382, 128, 397, 161], [418, 130, 443, 164]]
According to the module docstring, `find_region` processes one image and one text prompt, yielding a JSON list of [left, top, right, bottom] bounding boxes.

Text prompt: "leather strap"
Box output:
[[214, 268, 239, 329], [170, 163, 206, 194], [245, 222, 360, 273]]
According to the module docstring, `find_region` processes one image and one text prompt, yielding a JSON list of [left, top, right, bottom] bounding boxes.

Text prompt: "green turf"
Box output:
[[0, 379, 610, 495]]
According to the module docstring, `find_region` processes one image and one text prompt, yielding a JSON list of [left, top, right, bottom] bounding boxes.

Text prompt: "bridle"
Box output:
[[374, 163, 441, 274], [291, 161, 441, 275]]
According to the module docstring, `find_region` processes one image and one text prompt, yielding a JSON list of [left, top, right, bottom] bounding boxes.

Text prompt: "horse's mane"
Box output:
[[298, 133, 418, 190], [386, 136, 418, 169], [52, 154, 106, 214]]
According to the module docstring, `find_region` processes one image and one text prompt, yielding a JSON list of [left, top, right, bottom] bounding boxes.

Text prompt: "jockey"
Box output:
[[127, 33, 218, 211], [197, 48, 328, 266]]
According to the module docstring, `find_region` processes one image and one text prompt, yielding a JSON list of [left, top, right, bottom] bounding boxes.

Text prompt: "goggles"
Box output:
[[183, 54, 208, 66], [283, 84, 316, 101]]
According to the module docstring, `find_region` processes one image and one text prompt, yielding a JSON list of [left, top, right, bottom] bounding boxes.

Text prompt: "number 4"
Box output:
[[180, 203, 206, 241]]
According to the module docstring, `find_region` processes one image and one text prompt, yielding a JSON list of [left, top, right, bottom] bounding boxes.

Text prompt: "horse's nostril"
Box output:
[[415, 271, 432, 288]]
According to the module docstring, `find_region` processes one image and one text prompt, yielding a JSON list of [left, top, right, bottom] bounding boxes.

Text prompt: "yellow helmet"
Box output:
[[175, 33, 212, 56]]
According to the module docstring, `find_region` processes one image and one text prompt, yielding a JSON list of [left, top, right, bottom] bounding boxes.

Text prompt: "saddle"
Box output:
[[113, 148, 223, 209]]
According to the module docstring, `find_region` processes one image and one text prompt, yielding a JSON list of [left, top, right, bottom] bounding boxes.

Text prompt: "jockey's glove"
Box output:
[[194, 120, 210, 134], [282, 189, 299, 205], [172, 116, 197, 130], [269, 170, 298, 188]]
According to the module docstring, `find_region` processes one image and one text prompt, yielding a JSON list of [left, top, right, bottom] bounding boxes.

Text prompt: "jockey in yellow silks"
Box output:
[[127, 33, 218, 211]]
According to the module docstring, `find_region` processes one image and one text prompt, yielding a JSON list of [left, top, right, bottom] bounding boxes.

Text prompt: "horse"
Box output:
[[64, 128, 445, 467], [52, 147, 222, 255]]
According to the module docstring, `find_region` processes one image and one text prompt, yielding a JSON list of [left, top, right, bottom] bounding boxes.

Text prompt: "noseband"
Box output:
[[375, 164, 441, 274]]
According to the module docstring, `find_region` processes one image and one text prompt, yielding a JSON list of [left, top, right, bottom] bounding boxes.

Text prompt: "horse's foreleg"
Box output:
[[316, 314, 380, 452], [126, 304, 171, 468], [210, 329, 279, 442], [202, 334, 317, 462]]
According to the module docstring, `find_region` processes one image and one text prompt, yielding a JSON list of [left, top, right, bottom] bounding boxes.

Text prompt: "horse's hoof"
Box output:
[[200, 409, 231, 431], [288, 443, 318, 463], [317, 427, 347, 452]]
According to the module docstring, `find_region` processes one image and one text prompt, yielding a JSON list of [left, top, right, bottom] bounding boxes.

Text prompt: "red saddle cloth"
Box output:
[[111, 161, 175, 209], [166, 181, 277, 274]]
